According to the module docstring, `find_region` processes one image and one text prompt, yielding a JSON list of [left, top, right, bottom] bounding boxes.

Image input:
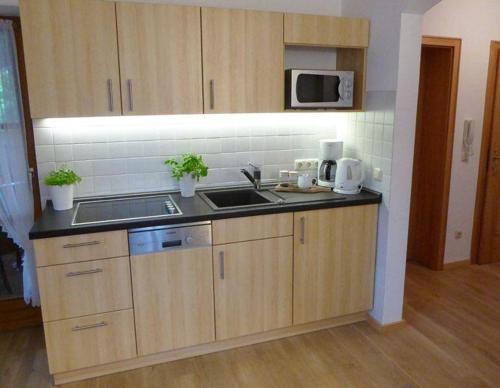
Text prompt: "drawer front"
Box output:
[[38, 257, 133, 322], [212, 213, 293, 245], [33, 230, 129, 267], [44, 309, 136, 374]]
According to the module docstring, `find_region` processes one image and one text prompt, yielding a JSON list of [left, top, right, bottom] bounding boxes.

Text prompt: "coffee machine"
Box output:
[[318, 139, 343, 188]]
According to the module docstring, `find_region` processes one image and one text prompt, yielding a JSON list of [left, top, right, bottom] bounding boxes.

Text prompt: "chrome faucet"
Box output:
[[241, 163, 262, 190]]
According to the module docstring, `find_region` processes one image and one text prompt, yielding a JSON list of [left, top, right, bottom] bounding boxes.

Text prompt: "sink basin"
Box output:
[[199, 189, 280, 210]]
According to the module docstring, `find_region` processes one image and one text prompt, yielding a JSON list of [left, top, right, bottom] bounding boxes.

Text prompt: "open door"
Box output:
[[407, 37, 461, 271], [472, 41, 500, 264]]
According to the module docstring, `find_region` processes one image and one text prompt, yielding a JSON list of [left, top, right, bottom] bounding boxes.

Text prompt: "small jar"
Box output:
[[289, 171, 298, 186], [279, 170, 289, 186]]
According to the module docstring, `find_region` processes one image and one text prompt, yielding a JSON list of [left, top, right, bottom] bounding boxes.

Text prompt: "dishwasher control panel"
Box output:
[[129, 222, 211, 256]]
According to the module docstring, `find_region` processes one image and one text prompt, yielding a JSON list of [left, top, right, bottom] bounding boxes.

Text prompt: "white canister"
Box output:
[[179, 175, 196, 197], [50, 185, 74, 211]]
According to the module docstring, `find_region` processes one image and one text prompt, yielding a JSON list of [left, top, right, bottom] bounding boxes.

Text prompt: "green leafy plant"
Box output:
[[164, 153, 208, 182], [44, 167, 82, 186]]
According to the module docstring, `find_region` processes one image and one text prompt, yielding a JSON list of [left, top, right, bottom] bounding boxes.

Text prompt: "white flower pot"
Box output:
[[179, 175, 196, 198], [50, 185, 74, 211]]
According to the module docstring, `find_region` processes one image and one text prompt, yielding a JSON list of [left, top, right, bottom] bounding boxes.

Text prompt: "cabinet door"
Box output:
[[293, 205, 377, 325], [213, 237, 293, 340], [202, 8, 284, 113], [284, 13, 369, 48], [116, 3, 203, 115], [131, 247, 215, 356], [19, 0, 121, 118]]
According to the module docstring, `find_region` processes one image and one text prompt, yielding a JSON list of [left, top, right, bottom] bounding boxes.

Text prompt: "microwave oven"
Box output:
[[285, 69, 354, 109]]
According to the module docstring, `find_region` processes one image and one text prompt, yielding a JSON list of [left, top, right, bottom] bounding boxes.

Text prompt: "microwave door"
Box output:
[[296, 74, 341, 106]]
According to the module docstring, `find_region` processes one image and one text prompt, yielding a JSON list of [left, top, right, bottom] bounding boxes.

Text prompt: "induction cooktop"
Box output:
[[71, 194, 182, 226]]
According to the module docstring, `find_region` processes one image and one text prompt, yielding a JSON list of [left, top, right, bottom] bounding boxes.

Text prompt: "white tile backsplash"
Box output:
[[35, 113, 345, 203]]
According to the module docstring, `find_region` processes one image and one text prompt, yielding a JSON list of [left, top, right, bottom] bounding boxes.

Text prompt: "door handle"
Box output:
[[107, 79, 114, 112], [219, 251, 224, 279], [127, 79, 134, 112], [66, 268, 103, 277], [300, 217, 305, 244], [209, 80, 215, 110]]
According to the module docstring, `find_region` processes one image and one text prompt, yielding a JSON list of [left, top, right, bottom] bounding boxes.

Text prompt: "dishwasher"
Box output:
[[128, 222, 215, 356]]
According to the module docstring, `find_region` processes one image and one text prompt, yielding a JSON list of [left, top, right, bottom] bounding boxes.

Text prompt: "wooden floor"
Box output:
[[1, 262, 500, 387]]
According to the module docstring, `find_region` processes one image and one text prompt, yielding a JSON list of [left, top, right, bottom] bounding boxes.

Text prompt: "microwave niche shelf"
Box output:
[[284, 45, 367, 112]]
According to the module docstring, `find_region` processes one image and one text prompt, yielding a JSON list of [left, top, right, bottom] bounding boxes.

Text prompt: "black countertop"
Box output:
[[29, 185, 382, 239]]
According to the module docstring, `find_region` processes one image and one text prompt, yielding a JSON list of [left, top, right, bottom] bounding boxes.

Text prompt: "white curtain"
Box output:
[[0, 19, 39, 306]]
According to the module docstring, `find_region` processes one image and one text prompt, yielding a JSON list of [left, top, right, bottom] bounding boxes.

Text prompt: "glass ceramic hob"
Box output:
[[71, 195, 182, 226]]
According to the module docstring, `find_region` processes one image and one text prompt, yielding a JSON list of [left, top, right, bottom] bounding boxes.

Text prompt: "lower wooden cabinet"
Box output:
[[44, 309, 136, 374], [293, 205, 378, 324], [213, 237, 293, 340], [131, 247, 215, 356]]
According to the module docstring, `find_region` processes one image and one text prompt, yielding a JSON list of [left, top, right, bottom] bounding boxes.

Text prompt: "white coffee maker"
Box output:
[[317, 139, 343, 188]]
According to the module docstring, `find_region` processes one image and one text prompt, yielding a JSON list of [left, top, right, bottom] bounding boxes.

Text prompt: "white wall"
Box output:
[[423, 0, 500, 264]]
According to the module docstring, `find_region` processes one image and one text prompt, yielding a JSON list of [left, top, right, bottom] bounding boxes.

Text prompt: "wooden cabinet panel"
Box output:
[[131, 247, 215, 356], [213, 237, 293, 340], [44, 309, 136, 373], [212, 213, 293, 245], [202, 8, 284, 113], [284, 13, 370, 48], [37, 257, 132, 322], [293, 205, 377, 324], [19, 0, 121, 118], [33, 230, 128, 267], [116, 3, 203, 115]]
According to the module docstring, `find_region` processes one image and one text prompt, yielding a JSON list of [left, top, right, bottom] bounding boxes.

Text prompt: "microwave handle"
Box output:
[[338, 78, 345, 101]]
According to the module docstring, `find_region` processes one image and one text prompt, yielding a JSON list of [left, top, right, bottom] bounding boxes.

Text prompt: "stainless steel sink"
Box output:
[[198, 188, 282, 211]]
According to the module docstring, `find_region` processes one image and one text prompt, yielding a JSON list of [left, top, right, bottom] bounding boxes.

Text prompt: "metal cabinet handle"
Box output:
[[107, 79, 114, 112], [127, 79, 134, 112], [72, 321, 107, 332], [300, 217, 305, 244], [219, 251, 224, 279], [66, 268, 103, 277], [209, 80, 215, 110], [63, 241, 101, 249]]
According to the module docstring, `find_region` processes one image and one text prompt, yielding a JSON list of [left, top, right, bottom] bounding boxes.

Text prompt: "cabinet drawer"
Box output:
[[33, 230, 129, 267], [44, 309, 136, 374], [212, 213, 293, 245], [38, 257, 133, 322]]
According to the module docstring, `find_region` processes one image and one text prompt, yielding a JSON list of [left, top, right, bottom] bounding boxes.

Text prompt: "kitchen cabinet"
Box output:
[[293, 205, 378, 324], [19, 0, 121, 118], [201, 8, 284, 113], [131, 247, 215, 356], [284, 13, 369, 48], [213, 237, 293, 340], [116, 3, 203, 115]]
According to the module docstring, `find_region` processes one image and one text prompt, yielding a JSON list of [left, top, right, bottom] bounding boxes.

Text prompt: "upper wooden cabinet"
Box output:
[[293, 205, 377, 325], [201, 8, 284, 113], [284, 13, 370, 48], [116, 3, 203, 115], [20, 0, 121, 118]]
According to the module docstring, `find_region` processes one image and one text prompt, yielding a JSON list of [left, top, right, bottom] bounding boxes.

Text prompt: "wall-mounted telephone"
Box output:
[[462, 119, 474, 162]]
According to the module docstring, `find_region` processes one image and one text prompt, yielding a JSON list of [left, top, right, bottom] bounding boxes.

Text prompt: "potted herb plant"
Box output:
[[164, 153, 208, 197], [44, 167, 82, 211]]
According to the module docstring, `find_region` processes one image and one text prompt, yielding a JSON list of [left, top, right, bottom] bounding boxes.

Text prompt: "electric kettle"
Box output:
[[334, 158, 364, 194]]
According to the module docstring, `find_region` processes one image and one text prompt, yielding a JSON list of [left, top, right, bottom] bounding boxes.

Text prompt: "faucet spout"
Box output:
[[241, 164, 262, 190]]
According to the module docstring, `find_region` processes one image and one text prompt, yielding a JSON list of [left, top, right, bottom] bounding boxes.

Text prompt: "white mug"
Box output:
[[298, 173, 313, 189]]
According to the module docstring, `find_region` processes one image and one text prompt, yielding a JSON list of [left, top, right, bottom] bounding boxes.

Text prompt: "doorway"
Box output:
[[407, 37, 461, 271], [472, 41, 500, 265]]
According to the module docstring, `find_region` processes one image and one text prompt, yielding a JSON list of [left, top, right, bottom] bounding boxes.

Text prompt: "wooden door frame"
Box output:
[[471, 41, 500, 264], [410, 36, 461, 270]]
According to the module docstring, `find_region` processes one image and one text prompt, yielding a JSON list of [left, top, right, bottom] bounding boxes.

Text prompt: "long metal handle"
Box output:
[[72, 321, 108, 332], [66, 268, 103, 277], [63, 241, 101, 249], [127, 79, 134, 111], [209, 80, 215, 110], [107, 79, 114, 112], [219, 251, 224, 279], [300, 217, 305, 244]]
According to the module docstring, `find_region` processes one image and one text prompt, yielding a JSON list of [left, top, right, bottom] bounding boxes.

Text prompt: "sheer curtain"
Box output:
[[0, 19, 39, 306]]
